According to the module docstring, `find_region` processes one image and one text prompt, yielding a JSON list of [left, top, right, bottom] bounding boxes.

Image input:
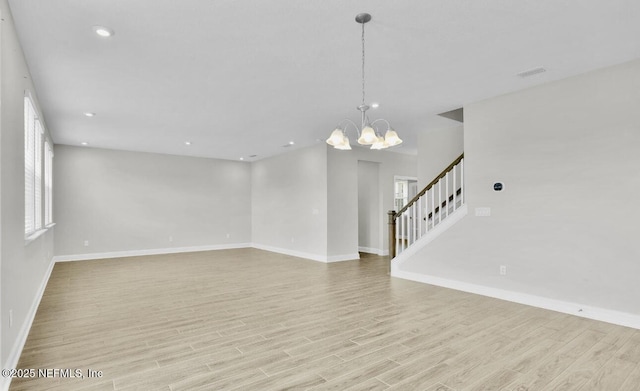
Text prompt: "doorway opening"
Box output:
[[394, 176, 418, 211], [357, 161, 381, 255]]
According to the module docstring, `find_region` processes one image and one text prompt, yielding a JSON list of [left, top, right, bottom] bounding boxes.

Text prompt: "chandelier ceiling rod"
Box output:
[[358, 12, 369, 123]]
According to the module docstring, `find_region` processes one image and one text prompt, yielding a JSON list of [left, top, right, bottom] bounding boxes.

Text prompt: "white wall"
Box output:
[[326, 147, 359, 260], [54, 145, 252, 257], [357, 161, 380, 253], [1, 0, 55, 377], [251, 144, 328, 260], [251, 144, 415, 261], [328, 147, 417, 257], [397, 59, 640, 317], [417, 125, 463, 188]]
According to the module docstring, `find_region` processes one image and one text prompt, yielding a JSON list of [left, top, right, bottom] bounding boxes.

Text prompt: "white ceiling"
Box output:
[[8, 0, 640, 161]]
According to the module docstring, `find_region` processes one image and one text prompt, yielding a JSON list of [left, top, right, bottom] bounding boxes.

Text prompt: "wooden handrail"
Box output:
[[393, 153, 464, 219]]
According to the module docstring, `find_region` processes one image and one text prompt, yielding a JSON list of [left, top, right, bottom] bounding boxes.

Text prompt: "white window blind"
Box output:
[[35, 119, 44, 231], [44, 140, 54, 226], [24, 96, 37, 235]]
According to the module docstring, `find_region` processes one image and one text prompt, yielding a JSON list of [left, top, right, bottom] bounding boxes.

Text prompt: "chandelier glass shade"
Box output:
[[327, 13, 402, 151]]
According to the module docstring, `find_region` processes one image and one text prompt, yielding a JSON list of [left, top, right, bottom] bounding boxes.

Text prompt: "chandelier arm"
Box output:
[[370, 118, 392, 131], [337, 119, 361, 136]]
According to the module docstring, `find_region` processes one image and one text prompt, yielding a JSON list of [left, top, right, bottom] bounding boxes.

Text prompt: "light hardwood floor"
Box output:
[[9, 249, 640, 391]]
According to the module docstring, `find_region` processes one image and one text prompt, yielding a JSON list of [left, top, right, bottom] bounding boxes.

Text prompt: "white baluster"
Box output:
[[418, 194, 423, 238], [411, 205, 415, 245], [407, 205, 413, 247], [407, 207, 411, 246], [461, 158, 464, 205], [406, 208, 411, 246], [400, 212, 405, 253], [453, 163, 457, 211], [445, 171, 449, 218], [412, 203, 417, 245], [404, 211, 409, 249], [407, 210, 411, 247], [438, 180, 442, 224], [430, 186, 434, 231], [395, 217, 400, 255], [398, 214, 402, 254]]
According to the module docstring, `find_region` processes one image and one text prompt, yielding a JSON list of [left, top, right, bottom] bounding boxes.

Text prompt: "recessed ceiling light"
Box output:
[[93, 26, 114, 37], [289, 141, 295, 145], [371, 102, 380, 109], [84, 112, 95, 117], [184, 141, 192, 146], [240, 157, 244, 161], [81, 142, 88, 146]]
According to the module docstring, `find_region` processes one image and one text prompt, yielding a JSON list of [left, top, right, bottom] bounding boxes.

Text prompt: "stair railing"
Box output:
[[388, 154, 464, 258]]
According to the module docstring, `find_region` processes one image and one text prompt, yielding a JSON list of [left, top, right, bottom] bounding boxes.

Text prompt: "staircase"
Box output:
[[388, 154, 466, 259]]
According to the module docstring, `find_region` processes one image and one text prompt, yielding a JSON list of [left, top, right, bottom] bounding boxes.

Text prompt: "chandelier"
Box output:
[[326, 13, 402, 151]]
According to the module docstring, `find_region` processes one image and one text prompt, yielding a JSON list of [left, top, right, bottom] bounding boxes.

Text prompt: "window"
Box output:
[[24, 94, 53, 238], [24, 96, 37, 235]]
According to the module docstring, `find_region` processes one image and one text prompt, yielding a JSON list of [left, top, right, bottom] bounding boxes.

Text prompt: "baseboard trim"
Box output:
[[53, 243, 360, 264], [251, 243, 358, 263], [391, 204, 468, 272], [326, 253, 360, 263], [358, 246, 386, 256], [2, 258, 55, 391], [53, 243, 252, 262], [392, 269, 640, 330]]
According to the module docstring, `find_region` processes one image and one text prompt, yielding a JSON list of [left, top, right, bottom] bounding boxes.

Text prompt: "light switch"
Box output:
[[475, 207, 491, 217]]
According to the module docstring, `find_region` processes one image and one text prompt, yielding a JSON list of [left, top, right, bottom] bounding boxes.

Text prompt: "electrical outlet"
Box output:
[[84, 240, 89, 247], [169, 236, 173, 242], [226, 233, 230, 239], [291, 237, 295, 243], [500, 265, 507, 275]]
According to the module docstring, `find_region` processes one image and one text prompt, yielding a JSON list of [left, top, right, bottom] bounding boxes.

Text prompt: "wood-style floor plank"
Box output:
[[8, 248, 639, 391]]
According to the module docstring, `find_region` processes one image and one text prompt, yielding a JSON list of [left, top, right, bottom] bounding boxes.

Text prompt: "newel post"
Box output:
[[387, 210, 396, 260]]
